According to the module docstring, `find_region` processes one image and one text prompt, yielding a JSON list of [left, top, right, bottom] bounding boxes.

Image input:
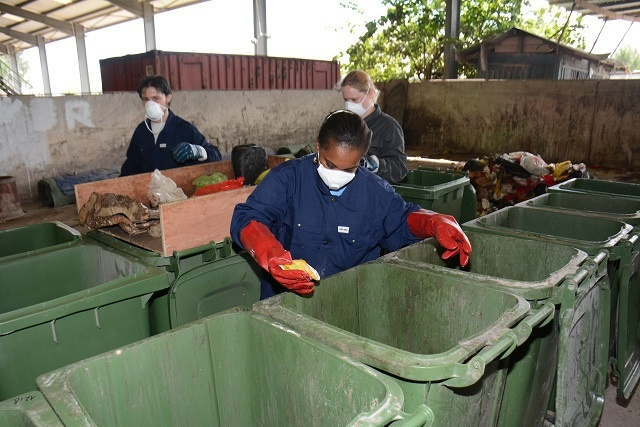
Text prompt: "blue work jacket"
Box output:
[[120, 110, 221, 176], [231, 154, 421, 285]]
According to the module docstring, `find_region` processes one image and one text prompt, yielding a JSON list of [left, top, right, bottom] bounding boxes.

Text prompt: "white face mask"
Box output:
[[317, 161, 356, 190], [345, 87, 372, 117], [145, 100, 166, 122]]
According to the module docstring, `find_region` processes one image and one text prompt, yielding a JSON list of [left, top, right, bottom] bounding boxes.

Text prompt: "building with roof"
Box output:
[[456, 27, 625, 80]]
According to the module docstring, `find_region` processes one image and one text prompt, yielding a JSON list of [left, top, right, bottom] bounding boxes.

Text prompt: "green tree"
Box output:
[[613, 45, 640, 72], [342, 0, 586, 80], [518, 4, 585, 49]]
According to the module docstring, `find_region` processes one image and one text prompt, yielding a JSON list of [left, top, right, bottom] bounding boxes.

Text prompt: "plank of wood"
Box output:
[[74, 156, 287, 213], [159, 186, 255, 256], [74, 161, 236, 213], [97, 226, 164, 254]]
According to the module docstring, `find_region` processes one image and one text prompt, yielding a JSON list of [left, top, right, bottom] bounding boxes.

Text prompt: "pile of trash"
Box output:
[[461, 152, 589, 216]]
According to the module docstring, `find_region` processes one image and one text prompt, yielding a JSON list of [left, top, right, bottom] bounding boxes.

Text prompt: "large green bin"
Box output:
[[520, 192, 640, 226], [37, 309, 433, 426], [0, 242, 171, 400], [464, 207, 635, 405], [87, 230, 265, 330], [254, 262, 553, 426], [0, 222, 80, 263], [417, 166, 478, 223], [393, 169, 472, 222], [510, 198, 640, 402], [381, 231, 609, 426], [0, 391, 62, 426], [549, 177, 640, 199]]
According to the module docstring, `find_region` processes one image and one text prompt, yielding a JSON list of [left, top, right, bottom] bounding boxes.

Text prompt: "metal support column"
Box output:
[[143, 2, 156, 52], [253, 0, 267, 56], [37, 36, 51, 96], [7, 44, 21, 94], [444, 0, 460, 79], [74, 24, 91, 94]]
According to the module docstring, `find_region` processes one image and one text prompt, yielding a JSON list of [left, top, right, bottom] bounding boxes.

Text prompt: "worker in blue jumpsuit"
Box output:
[[120, 75, 221, 176], [230, 110, 471, 299]]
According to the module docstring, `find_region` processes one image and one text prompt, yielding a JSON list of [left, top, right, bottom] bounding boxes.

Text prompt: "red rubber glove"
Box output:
[[240, 220, 314, 294], [407, 209, 472, 267]]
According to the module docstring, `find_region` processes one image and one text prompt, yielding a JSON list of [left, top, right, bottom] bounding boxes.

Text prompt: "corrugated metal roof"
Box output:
[[0, 0, 207, 51], [549, 0, 640, 23]]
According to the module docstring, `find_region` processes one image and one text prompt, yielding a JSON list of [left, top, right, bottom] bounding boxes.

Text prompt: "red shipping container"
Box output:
[[100, 50, 340, 92]]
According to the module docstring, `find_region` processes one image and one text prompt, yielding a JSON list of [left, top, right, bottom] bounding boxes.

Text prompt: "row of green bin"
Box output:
[[0, 224, 603, 426], [0, 221, 266, 402], [3, 176, 639, 426]]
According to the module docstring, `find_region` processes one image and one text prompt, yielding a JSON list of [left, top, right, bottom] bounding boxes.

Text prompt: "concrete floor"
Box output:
[[1, 158, 640, 425], [600, 381, 640, 426]]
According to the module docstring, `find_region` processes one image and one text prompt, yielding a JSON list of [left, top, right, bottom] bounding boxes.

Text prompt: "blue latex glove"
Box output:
[[360, 154, 379, 173], [172, 142, 203, 163]]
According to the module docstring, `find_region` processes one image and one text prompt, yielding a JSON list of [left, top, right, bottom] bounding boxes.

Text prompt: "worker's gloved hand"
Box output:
[[240, 220, 314, 294], [360, 154, 379, 173], [407, 209, 472, 267], [172, 142, 204, 163]]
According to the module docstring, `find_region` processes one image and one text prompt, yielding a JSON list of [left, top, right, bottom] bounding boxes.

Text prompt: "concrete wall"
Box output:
[[403, 79, 640, 170], [0, 90, 342, 201], [3, 80, 638, 202]]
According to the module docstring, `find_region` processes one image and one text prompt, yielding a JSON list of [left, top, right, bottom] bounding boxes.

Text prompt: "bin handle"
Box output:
[[170, 237, 234, 276], [443, 302, 556, 388], [389, 404, 434, 427]]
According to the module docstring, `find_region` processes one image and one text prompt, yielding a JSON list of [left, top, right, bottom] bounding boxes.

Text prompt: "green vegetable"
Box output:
[[192, 172, 228, 188]]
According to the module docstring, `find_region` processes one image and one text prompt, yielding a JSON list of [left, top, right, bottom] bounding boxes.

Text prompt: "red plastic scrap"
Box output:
[[192, 177, 245, 196]]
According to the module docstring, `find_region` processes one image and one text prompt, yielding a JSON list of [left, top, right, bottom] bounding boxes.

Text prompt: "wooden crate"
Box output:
[[75, 157, 285, 256]]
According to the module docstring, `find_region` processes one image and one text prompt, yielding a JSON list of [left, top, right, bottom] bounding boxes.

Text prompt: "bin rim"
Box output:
[[0, 221, 83, 264], [0, 242, 171, 335], [36, 308, 408, 427], [393, 172, 470, 200], [0, 390, 63, 426], [463, 206, 633, 249], [380, 234, 589, 299], [253, 264, 532, 382], [549, 177, 640, 200], [516, 192, 640, 223]]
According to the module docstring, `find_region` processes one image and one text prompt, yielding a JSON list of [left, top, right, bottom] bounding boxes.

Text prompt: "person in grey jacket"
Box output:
[[340, 70, 407, 184]]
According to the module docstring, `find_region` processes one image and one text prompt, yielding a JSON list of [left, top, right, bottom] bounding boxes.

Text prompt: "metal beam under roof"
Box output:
[[0, 0, 208, 51], [550, 0, 640, 23]]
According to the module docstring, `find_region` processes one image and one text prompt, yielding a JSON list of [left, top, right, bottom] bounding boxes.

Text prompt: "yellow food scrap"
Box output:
[[280, 259, 320, 281]]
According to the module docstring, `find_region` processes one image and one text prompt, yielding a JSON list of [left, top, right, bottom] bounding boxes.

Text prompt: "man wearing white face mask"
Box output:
[[231, 110, 471, 299], [120, 75, 221, 176], [341, 70, 407, 184]]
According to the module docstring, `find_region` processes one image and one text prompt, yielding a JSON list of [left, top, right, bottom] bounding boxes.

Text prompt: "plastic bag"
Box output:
[[147, 169, 187, 207], [520, 152, 550, 176], [192, 172, 228, 189], [192, 177, 245, 197]]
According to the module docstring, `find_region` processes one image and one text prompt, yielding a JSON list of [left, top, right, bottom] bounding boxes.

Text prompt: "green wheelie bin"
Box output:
[[381, 231, 609, 427], [548, 177, 640, 200], [416, 166, 478, 223], [393, 169, 473, 223], [86, 230, 266, 331], [0, 391, 62, 426], [464, 206, 639, 406], [515, 194, 640, 401], [0, 222, 81, 263], [520, 192, 640, 227], [37, 309, 434, 426], [0, 241, 171, 400], [254, 261, 554, 427]]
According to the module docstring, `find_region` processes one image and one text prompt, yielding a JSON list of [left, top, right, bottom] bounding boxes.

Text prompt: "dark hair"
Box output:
[[137, 75, 172, 98], [317, 110, 372, 153]]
